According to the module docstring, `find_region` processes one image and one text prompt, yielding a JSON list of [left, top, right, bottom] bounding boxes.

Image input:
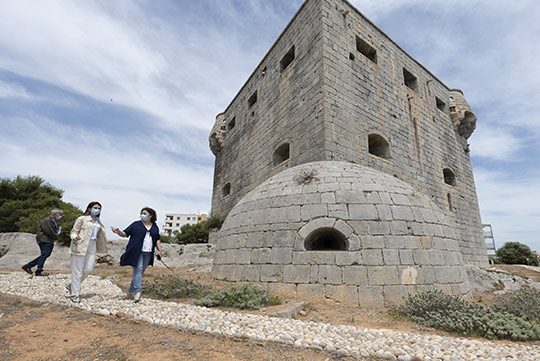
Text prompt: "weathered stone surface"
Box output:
[[208, 0, 488, 306]]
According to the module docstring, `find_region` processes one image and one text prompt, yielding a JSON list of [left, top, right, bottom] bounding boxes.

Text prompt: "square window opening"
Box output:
[[248, 91, 257, 108], [403, 68, 418, 92], [227, 117, 236, 130], [280, 46, 295, 72], [436, 97, 446, 112], [356, 36, 377, 63]]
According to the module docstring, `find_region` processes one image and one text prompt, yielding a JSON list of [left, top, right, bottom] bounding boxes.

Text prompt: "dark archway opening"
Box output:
[[273, 143, 290, 166], [368, 134, 390, 159], [304, 228, 348, 251], [443, 168, 456, 186]]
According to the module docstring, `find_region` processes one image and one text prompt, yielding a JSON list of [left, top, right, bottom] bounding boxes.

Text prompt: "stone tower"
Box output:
[[208, 0, 488, 306]]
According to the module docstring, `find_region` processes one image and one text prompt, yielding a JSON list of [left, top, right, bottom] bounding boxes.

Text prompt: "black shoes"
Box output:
[[35, 271, 50, 276], [21, 265, 33, 275]]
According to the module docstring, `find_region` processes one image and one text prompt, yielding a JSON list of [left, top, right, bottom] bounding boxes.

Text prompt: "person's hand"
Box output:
[[107, 240, 113, 244], [74, 235, 81, 241], [111, 227, 120, 235]]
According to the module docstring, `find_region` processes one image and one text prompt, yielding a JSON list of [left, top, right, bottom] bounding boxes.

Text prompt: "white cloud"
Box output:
[[0, 113, 213, 238], [469, 126, 523, 161], [0, 79, 31, 99], [474, 167, 540, 252]]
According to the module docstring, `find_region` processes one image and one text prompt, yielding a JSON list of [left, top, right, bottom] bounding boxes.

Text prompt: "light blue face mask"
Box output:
[[56, 215, 62, 220], [140, 214, 149, 221], [90, 209, 101, 216]]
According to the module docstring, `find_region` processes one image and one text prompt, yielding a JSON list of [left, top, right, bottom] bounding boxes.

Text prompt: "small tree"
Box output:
[[174, 221, 209, 244], [206, 212, 227, 230], [0, 175, 63, 232], [496, 241, 539, 266], [0, 175, 83, 246]]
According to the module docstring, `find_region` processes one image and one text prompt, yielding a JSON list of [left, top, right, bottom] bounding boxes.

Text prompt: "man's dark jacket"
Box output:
[[35, 216, 59, 243]]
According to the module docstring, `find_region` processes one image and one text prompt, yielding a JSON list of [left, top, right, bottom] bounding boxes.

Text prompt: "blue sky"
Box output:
[[1, 0, 539, 253]]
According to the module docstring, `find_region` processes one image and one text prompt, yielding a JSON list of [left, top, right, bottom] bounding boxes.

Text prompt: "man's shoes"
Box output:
[[126, 292, 134, 299], [133, 292, 141, 303], [35, 271, 49, 276], [21, 265, 33, 275], [65, 284, 71, 293], [70, 296, 80, 303]]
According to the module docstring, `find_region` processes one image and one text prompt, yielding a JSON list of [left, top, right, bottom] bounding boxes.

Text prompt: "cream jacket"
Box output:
[[69, 215, 107, 256]]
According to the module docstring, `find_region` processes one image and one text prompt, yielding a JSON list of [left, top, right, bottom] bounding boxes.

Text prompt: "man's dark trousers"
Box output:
[[24, 242, 54, 273]]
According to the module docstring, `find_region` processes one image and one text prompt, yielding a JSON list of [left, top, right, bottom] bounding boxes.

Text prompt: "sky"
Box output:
[[0, 0, 539, 252]]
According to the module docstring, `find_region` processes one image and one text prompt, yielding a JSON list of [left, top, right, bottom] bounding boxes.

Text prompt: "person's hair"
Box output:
[[141, 207, 157, 224], [84, 201, 102, 216], [50, 209, 63, 216]]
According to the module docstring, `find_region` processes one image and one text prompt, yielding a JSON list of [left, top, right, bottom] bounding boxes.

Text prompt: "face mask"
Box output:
[[90, 209, 101, 216], [56, 215, 62, 220], [140, 214, 149, 221]]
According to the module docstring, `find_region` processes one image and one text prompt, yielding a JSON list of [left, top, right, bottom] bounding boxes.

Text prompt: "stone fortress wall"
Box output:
[[209, 0, 488, 305]]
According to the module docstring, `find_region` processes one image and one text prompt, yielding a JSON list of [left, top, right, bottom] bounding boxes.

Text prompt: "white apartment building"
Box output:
[[162, 213, 206, 236]]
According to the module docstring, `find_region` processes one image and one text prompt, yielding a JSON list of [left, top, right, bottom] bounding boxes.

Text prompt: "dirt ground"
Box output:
[[1, 264, 538, 361]]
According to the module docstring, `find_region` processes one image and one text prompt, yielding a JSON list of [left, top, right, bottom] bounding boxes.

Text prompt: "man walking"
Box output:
[[21, 208, 63, 276]]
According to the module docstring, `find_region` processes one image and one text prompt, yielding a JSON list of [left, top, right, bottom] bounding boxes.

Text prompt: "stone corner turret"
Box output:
[[449, 89, 477, 139]]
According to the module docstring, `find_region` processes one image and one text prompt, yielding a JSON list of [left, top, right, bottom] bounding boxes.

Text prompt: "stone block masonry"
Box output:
[[209, 0, 488, 305]]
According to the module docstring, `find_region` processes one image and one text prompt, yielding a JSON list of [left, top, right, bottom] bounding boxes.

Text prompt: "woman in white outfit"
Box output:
[[68, 201, 107, 303]]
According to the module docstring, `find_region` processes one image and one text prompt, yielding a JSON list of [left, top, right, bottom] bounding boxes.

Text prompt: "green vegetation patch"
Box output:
[[143, 274, 214, 299], [143, 276, 281, 310], [391, 289, 540, 341], [492, 288, 540, 323], [195, 284, 282, 310]]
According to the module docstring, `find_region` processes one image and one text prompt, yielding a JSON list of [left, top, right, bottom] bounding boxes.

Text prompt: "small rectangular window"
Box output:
[[435, 97, 446, 112], [187, 217, 190, 220], [356, 36, 377, 63], [176, 223, 180, 226], [248, 91, 257, 108], [403, 68, 418, 92], [280, 46, 295, 72], [227, 117, 236, 130]]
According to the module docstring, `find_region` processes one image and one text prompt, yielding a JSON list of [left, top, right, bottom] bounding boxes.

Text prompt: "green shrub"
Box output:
[[492, 288, 540, 323], [392, 290, 540, 341], [206, 212, 227, 230], [195, 284, 281, 310], [496, 241, 539, 266], [142, 275, 214, 299], [174, 222, 209, 244]]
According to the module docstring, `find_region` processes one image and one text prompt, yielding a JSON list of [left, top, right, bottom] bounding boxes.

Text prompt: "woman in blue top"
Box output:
[[111, 207, 162, 302]]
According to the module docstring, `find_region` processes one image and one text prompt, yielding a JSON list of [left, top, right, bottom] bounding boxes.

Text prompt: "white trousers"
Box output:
[[70, 238, 96, 296]]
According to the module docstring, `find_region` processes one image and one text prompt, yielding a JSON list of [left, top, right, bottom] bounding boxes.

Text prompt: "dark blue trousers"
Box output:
[[25, 242, 54, 273]]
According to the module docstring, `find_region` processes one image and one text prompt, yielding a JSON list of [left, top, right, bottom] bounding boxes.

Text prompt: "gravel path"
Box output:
[[1, 272, 539, 361]]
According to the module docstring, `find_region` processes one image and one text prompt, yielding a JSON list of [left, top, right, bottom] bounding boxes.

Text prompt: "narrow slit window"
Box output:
[[443, 168, 456, 186], [403, 68, 418, 92], [222, 183, 231, 197], [436, 97, 446, 112], [227, 117, 236, 131], [355, 36, 377, 63], [273, 143, 290, 165], [368, 134, 390, 159], [280, 46, 295, 72], [447, 193, 453, 211], [248, 91, 257, 108]]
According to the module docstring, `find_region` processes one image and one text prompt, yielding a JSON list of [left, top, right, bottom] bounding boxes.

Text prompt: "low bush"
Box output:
[[142, 275, 214, 299], [195, 284, 281, 310], [392, 290, 540, 341], [492, 288, 540, 323]]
